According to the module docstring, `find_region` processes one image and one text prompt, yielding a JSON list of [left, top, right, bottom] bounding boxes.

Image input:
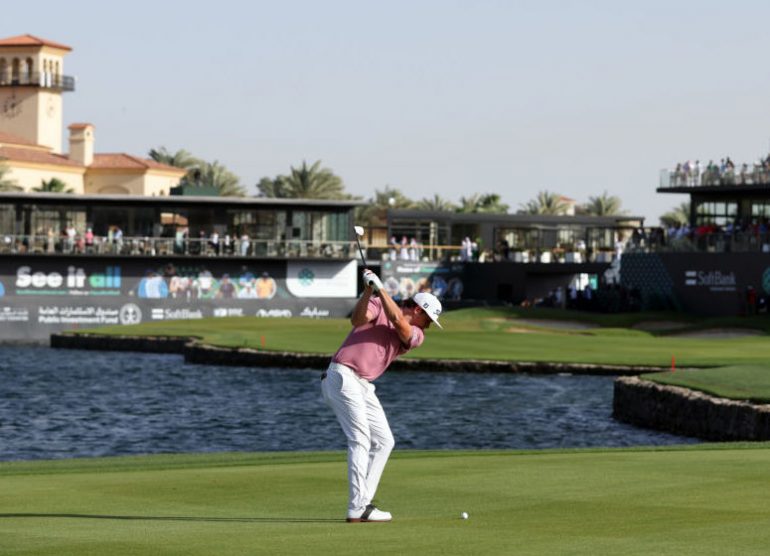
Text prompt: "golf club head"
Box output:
[[354, 226, 365, 237]]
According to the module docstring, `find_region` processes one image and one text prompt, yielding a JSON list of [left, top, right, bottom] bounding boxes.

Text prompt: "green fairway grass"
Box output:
[[3, 447, 770, 555], [644, 365, 770, 403], [73, 307, 770, 368]]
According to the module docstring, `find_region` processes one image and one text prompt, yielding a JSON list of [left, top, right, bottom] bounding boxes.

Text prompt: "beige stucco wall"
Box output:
[[4, 163, 84, 193], [84, 169, 183, 196], [0, 89, 45, 149], [34, 90, 62, 154], [0, 44, 67, 153], [85, 171, 146, 195], [143, 171, 184, 196]]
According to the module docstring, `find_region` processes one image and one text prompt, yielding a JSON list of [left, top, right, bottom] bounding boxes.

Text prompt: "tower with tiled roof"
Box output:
[[0, 34, 74, 154]]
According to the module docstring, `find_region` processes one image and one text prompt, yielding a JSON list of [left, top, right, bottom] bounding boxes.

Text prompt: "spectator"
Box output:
[[210, 231, 220, 255], [389, 236, 398, 261], [409, 237, 419, 261], [240, 233, 250, 256], [460, 237, 472, 262], [84, 228, 94, 251], [399, 236, 410, 260]]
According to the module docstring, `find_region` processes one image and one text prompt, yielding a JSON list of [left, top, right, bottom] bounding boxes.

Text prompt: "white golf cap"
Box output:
[[412, 292, 443, 329]]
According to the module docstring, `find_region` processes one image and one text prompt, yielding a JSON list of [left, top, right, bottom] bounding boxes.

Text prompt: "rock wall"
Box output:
[[613, 375, 770, 441], [49, 333, 660, 375]]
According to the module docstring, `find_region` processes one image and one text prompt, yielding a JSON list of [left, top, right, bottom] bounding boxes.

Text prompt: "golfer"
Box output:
[[321, 269, 442, 523]]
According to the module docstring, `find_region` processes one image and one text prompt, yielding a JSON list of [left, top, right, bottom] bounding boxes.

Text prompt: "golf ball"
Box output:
[[461, 512, 469, 520]]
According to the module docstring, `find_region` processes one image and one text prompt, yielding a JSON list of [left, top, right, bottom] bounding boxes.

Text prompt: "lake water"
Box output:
[[0, 347, 696, 461]]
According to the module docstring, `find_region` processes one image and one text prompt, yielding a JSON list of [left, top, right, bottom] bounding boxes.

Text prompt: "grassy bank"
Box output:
[[73, 307, 770, 368], [644, 365, 770, 404], [3, 447, 770, 555]]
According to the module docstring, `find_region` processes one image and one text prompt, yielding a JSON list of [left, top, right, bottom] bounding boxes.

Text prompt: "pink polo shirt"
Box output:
[[332, 296, 424, 381]]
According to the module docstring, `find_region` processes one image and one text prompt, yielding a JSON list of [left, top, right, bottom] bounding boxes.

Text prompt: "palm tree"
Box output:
[[518, 190, 569, 215], [581, 191, 625, 216], [0, 162, 21, 192], [196, 161, 246, 197], [660, 201, 690, 227], [33, 177, 73, 193], [284, 160, 347, 199], [356, 186, 415, 227], [257, 160, 349, 200], [148, 147, 200, 171], [148, 147, 203, 186], [417, 194, 457, 212], [256, 176, 288, 198], [457, 193, 509, 214]]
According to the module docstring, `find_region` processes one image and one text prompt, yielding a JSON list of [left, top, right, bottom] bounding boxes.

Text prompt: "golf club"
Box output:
[[353, 225, 367, 266]]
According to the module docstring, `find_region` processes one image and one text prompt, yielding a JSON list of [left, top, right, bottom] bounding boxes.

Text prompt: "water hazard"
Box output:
[[0, 347, 696, 461]]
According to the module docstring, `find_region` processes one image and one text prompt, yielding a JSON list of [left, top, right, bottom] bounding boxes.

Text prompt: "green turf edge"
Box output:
[[4, 443, 770, 477]]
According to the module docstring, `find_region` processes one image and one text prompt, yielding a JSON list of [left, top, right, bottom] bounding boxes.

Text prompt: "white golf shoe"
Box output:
[[346, 504, 392, 523]]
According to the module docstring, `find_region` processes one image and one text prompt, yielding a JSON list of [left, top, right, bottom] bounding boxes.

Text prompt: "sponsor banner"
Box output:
[[621, 252, 770, 316], [286, 260, 357, 298], [0, 256, 358, 340], [380, 260, 465, 301]]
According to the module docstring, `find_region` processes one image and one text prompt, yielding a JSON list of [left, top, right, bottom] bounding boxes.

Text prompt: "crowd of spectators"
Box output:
[[668, 154, 770, 187], [388, 236, 424, 261], [659, 219, 770, 252]]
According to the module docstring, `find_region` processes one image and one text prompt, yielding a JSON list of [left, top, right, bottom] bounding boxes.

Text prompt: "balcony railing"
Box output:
[[0, 72, 75, 92], [0, 235, 358, 258], [659, 166, 770, 188], [0, 234, 626, 264]]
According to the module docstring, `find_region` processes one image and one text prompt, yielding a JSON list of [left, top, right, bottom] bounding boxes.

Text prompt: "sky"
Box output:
[[5, 0, 770, 222]]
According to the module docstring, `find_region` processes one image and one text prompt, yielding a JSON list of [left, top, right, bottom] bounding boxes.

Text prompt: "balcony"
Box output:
[[0, 72, 75, 92], [659, 165, 770, 189]]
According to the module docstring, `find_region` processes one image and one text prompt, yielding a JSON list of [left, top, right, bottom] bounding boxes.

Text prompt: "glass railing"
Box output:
[[4, 231, 758, 258], [659, 166, 770, 188], [0, 236, 358, 258]]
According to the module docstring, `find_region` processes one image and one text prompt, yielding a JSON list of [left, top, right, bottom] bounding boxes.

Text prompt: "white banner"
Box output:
[[286, 260, 357, 298]]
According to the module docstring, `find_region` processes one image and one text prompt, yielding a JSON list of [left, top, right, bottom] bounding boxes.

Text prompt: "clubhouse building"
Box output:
[[0, 34, 185, 195]]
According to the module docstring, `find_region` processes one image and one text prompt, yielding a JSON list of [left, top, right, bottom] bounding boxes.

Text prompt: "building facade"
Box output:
[[0, 34, 185, 194]]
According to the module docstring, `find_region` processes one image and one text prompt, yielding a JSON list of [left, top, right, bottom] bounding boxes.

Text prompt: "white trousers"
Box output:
[[321, 362, 395, 512]]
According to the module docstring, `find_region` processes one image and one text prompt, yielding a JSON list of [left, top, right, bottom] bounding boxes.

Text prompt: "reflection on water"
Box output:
[[0, 347, 696, 461]]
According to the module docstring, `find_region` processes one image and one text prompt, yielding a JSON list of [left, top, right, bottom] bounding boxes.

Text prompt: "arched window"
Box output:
[[0, 59, 7, 85], [54, 60, 60, 86], [11, 58, 20, 84], [25, 58, 33, 83]]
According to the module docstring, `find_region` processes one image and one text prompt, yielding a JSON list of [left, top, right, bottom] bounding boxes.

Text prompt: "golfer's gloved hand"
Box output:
[[362, 270, 383, 292]]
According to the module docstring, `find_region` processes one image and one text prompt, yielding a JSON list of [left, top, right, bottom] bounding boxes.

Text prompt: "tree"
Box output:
[[196, 161, 246, 197], [148, 147, 200, 171], [356, 186, 416, 227], [457, 193, 509, 214], [580, 191, 625, 216], [518, 190, 569, 215], [257, 160, 350, 200], [659, 201, 690, 227], [0, 161, 21, 192], [33, 177, 73, 193], [148, 146, 203, 186], [256, 176, 288, 198], [416, 194, 457, 212]]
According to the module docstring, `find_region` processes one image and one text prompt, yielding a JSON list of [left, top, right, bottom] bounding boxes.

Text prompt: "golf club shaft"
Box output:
[[355, 236, 367, 267]]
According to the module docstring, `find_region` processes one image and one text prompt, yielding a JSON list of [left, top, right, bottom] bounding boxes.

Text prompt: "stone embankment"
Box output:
[[50, 333, 660, 375], [614, 375, 770, 441]]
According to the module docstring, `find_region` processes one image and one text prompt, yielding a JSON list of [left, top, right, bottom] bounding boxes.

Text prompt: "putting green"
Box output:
[[2, 447, 770, 555]]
